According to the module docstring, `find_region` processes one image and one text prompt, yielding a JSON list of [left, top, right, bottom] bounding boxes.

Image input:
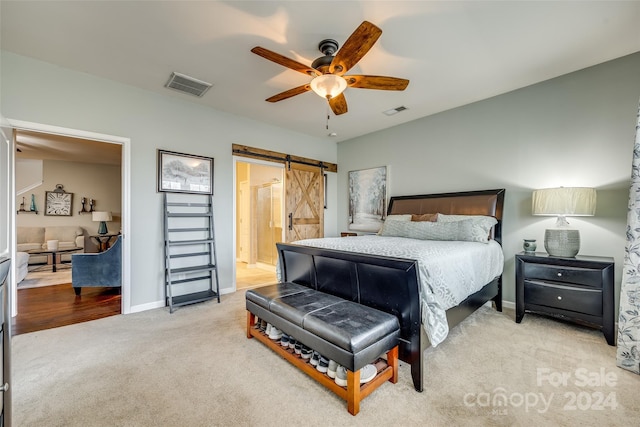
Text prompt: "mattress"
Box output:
[[284, 235, 504, 346]]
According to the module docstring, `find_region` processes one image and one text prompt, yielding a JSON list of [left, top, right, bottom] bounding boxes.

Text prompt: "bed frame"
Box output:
[[276, 188, 505, 392]]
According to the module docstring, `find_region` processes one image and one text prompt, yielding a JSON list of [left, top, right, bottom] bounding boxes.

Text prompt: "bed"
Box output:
[[276, 188, 505, 392]]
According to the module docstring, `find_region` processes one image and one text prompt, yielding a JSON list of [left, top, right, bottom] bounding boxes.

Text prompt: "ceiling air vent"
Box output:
[[383, 106, 408, 116], [165, 72, 212, 97]]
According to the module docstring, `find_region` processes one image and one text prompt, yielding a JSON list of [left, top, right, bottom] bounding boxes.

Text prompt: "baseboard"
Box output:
[[128, 287, 235, 314], [129, 300, 165, 313], [502, 300, 515, 310]]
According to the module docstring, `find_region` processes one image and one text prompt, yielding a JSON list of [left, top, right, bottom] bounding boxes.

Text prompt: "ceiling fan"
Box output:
[[251, 21, 409, 116]]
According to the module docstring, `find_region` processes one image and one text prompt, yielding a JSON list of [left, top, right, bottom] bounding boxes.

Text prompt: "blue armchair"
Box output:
[[71, 235, 122, 296]]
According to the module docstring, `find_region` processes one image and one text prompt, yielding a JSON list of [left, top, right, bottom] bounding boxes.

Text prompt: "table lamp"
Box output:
[[92, 211, 112, 235], [532, 187, 596, 257]]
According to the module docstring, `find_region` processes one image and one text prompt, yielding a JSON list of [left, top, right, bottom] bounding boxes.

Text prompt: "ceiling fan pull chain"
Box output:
[[326, 106, 330, 130]]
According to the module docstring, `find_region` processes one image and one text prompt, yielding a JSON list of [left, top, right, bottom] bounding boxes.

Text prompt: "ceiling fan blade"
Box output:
[[329, 21, 382, 76], [329, 93, 348, 115], [345, 75, 409, 91], [265, 84, 311, 103], [251, 46, 318, 76]]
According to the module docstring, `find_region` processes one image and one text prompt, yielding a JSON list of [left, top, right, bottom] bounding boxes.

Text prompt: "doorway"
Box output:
[[235, 160, 283, 289], [6, 119, 131, 323]]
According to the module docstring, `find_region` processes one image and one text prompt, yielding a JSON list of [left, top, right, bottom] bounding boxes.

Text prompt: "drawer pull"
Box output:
[[557, 272, 562, 277], [557, 296, 562, 300]]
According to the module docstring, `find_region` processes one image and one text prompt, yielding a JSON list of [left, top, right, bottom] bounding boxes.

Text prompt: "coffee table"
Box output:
[[26, 247, 83, 272]]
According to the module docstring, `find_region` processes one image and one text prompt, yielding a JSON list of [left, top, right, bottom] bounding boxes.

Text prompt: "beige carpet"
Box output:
[[11, 291, 639, 426], [18, 268, 72, 289]]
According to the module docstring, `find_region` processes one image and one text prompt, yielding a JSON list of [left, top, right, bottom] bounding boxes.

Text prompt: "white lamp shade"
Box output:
[[310, 74, 347, 99], [92, 211, 112, 222], [532, 187, 596, 216]]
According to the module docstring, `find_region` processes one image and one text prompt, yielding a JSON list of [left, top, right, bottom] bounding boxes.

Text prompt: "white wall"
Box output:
[[0, 51, 338, 311], [337, 52, 640, 308]]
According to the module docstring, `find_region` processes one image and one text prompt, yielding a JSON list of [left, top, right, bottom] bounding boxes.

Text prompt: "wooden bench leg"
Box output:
[[346, 368, 362, 416], [246, 311, 255, 339], [388, 345, 398, 384]]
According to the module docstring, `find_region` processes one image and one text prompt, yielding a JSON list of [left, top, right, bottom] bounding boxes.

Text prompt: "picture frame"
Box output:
[[45, 184, 73, 216], [157, 149, 214, 195], [348, 166, 387, 232]]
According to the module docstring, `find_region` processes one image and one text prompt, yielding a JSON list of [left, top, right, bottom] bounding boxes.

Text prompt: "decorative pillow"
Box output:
[[411, 213, 438, 222], [437, 214, 497, 229], [376, 214, 412, 235], [379, 218, 495, 243]]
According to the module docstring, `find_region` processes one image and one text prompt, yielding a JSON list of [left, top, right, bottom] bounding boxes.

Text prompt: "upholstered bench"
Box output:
[[246, 282, 400, 415]]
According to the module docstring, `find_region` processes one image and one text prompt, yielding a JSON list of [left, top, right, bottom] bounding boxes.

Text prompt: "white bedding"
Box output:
[[285, 235, 504, 347]]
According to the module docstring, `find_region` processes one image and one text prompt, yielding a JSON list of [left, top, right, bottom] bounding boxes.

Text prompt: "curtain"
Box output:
[[617, 100, 640, 374]]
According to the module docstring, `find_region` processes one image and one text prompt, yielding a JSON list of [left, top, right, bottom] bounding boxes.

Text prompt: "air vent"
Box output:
[[165, 72, 212, 97], [383, 106, 408, 116]]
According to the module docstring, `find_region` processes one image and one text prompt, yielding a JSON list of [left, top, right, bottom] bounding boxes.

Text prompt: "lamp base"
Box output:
[[97, 221, 108, 235], [544, 228, 580, 257]]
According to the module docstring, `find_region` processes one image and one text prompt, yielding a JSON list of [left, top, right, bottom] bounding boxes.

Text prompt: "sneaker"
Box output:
[[327, 360, 338, 378], [316, 356, 329, 373], [280, 334, 290, 347], [288, 338, 296, 350], [294, 342, 302, 355], [259, 320, 267, 332], [268, 326, 282, 340], [253, 317, 261, 329], [310, 351, 321, 366], [300, 346, 313, 360], [359, 364, 377, 384], [265, 323, 272, 335], [334, 365, 347, 387]]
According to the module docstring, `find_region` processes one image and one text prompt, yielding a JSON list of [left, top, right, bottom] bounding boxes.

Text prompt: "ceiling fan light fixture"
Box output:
[[310, 74, 347, 99]]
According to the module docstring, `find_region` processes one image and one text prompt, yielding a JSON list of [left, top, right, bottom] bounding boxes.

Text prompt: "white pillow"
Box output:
[[437, 214, 497, 229], [376, 214, 412, 235], [379, 218, 495, 243]]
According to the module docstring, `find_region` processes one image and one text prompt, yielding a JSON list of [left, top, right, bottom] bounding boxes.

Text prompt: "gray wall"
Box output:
[[16, 159, 122, 252], [337, 52, 640, 308], [1, 51, 338, 311]]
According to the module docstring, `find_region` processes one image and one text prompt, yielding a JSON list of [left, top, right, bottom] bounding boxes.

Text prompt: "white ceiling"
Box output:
[[15, 130, 122, 166], [2, 1, 639, 144]]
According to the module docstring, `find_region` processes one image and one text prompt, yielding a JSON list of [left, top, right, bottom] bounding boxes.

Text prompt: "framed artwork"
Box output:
[[348, 166, 387, 232], [45, 184, 73, 216], [157, 149, 214, 195]]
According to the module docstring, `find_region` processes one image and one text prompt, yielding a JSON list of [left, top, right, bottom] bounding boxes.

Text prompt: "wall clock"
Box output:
[[45, 184, 73, 216]]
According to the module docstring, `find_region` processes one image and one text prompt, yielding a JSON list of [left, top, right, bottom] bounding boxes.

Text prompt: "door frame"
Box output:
[[232, 156, 284, 291], [7, 119, 132, 315]]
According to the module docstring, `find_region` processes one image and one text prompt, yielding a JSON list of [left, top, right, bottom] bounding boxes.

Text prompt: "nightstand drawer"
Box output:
[[523, 263, 602, 288], [524, 280, 602, 316]]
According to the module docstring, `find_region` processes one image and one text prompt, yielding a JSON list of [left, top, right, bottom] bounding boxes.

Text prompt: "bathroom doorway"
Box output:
[[235, 160, 283, 289]]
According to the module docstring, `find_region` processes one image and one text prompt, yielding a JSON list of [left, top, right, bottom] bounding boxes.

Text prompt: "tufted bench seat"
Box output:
[[246, 282, 400, 415]]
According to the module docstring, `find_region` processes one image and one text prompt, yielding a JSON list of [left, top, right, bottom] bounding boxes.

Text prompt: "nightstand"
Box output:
[[515, 252, 615, 345]]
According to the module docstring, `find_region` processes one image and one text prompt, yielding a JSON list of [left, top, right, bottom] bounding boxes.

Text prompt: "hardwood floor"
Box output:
[[236, 262, 276, 290], [12, 262, 269, 335], [12, 284, 121, 335]]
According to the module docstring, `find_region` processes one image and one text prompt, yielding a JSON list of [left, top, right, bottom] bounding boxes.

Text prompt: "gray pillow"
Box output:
[[379, 217, 496, 243]]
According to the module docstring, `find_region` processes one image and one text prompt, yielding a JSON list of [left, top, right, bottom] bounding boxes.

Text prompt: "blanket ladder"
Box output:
[[163, 193, 220, 313]]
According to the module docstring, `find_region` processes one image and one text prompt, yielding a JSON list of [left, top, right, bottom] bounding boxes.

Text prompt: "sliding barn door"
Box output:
[[285, 164, 324, 242]]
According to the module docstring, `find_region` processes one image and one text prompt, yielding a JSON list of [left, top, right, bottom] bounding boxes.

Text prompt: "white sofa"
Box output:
[[17, 226, 85, 265], [16, 251, 29, 284]]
